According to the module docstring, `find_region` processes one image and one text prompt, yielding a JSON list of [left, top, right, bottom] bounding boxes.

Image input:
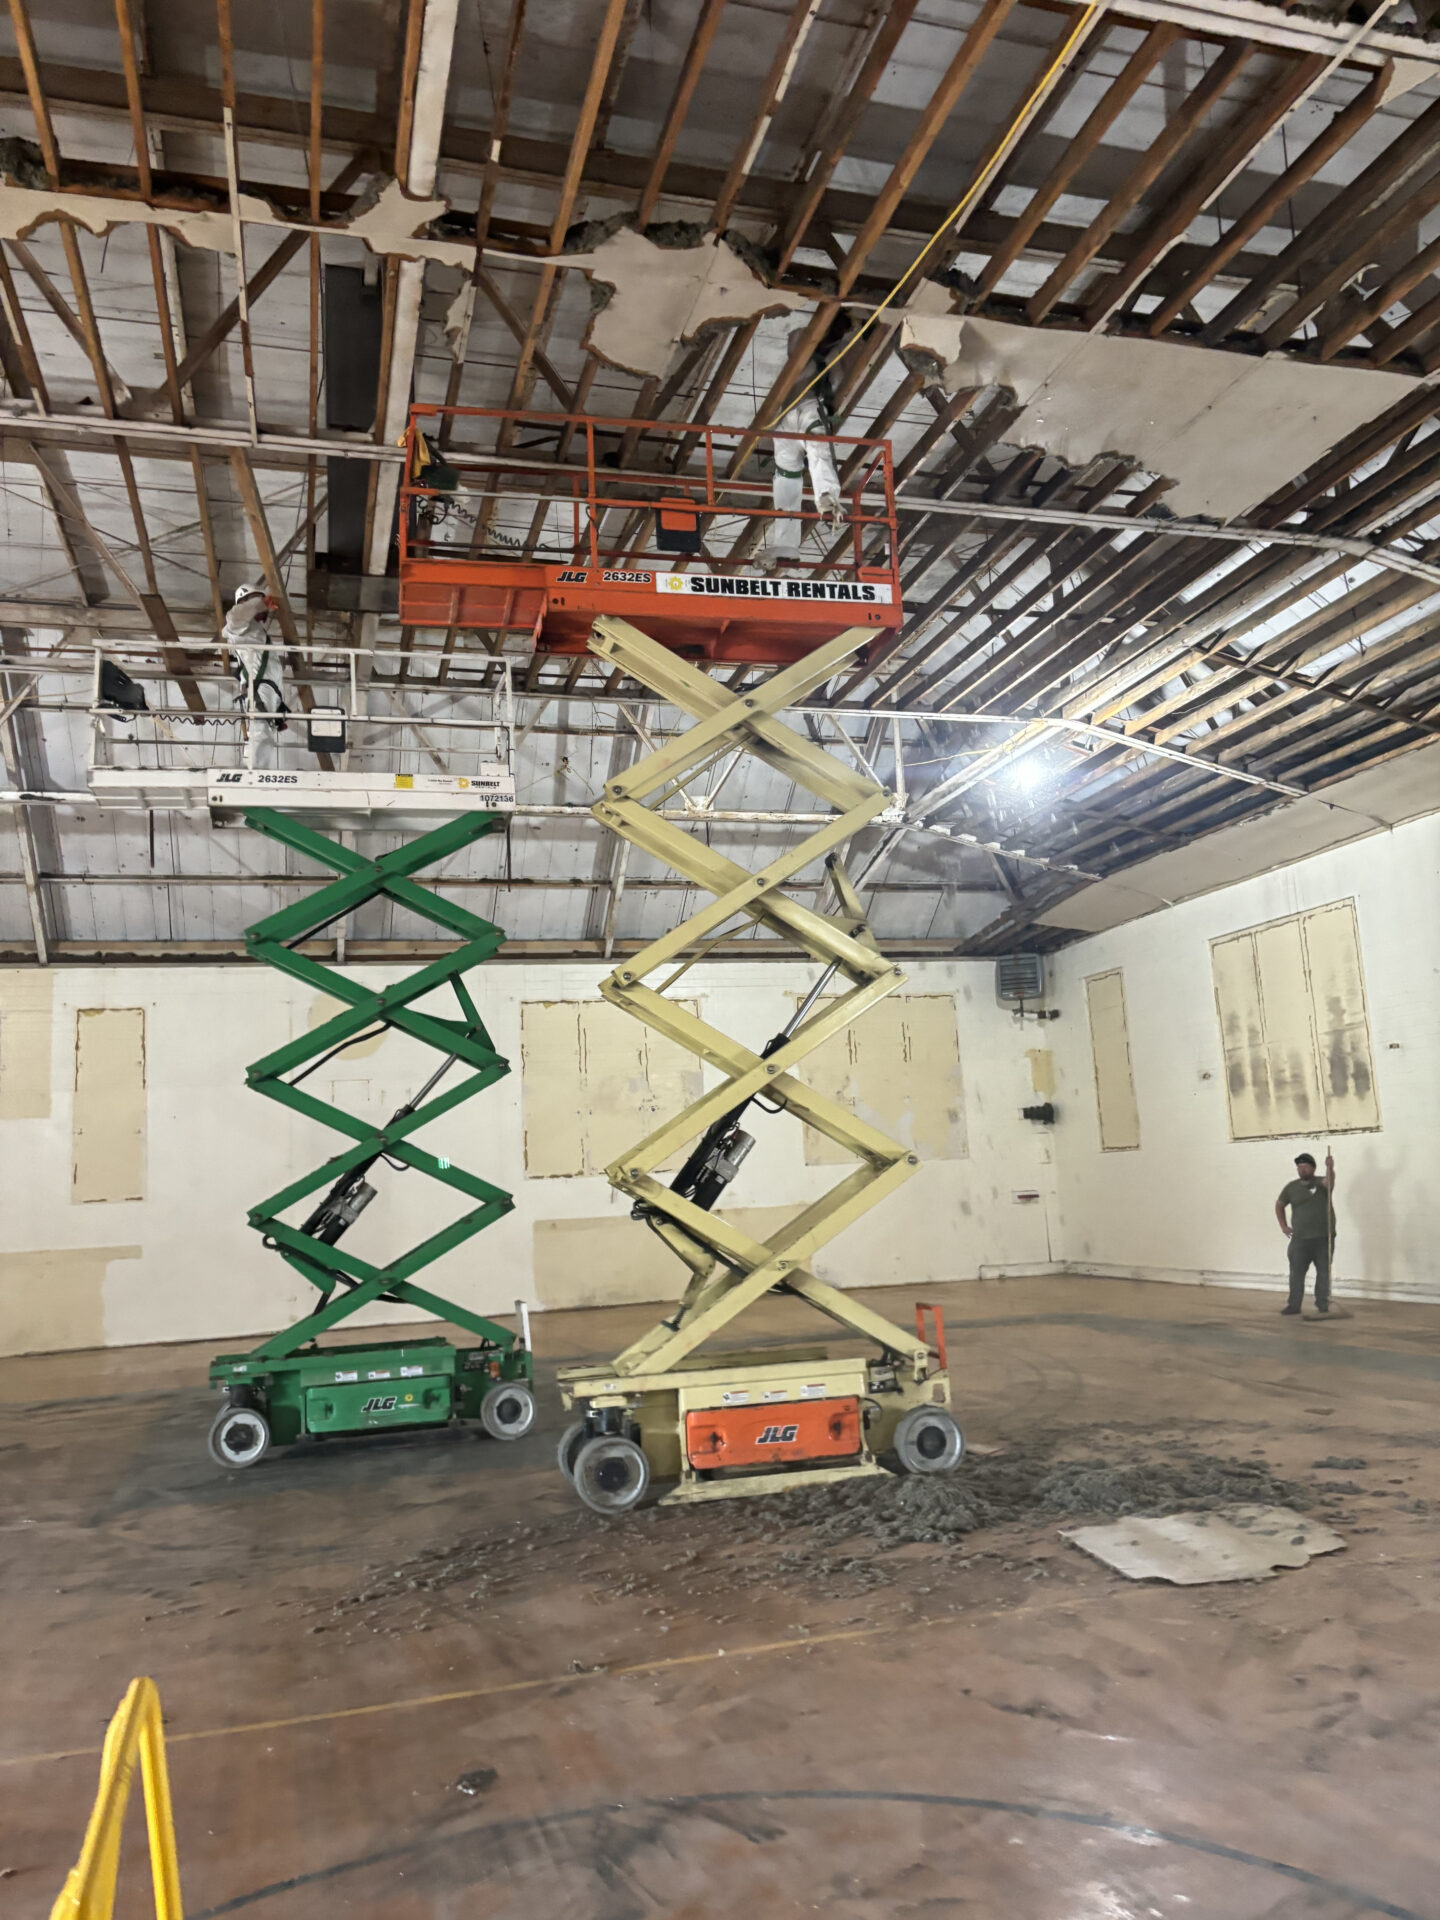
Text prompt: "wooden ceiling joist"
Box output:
[[3, 0, 1440, 949]]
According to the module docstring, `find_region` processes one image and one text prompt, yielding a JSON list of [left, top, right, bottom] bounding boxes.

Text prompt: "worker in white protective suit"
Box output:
[[766, 324, 846, 569], [223, 581, 288, 769]]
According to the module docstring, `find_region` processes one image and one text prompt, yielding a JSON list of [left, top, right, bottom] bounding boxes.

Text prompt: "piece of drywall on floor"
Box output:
[[1085, 970, 1140, 1151], [1049, 812, 1438, 1301], [800, 994, 967, 1166], [0, 1246, 141, 1355], [71, 1008, 146, 1203], [0, 968, 52, 1119], [0, 957, 1057, 1350]]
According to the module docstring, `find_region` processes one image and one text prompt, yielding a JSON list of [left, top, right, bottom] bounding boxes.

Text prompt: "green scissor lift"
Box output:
[[206, 806, 534, 1468]]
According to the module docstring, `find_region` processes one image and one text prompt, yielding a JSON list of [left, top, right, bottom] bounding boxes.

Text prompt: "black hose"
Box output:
[[285, 1024, 390, 1088]]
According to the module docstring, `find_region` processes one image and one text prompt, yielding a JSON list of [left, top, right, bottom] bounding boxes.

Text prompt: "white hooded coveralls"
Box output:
[[223, 584, 287, 769], [768, 388, 841, 564]]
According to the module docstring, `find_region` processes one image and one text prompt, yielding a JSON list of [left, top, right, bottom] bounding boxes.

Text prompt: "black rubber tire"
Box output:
[[893, 1405, 964, 1474], [572, 1434, 651, 1514], [557, 1419, 589, 1480], [208, 1402, 271, 1469], [480, 1380, 537, 1441]]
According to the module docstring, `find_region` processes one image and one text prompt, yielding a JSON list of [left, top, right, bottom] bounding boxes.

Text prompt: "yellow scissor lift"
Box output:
[[555, 616, 963, 1513]]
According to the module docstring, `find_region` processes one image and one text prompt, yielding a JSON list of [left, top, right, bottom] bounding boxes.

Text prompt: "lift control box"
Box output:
[[398, 404, 903, 666]]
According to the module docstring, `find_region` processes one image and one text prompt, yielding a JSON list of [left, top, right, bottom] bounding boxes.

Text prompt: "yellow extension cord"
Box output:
[[768, 2, 1105, 429]]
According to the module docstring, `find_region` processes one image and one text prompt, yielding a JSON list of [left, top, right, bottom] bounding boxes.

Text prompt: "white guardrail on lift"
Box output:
[[85, 643, 518, 820]]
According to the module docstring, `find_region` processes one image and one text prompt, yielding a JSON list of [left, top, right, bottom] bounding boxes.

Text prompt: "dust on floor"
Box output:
[[320, 1423, 1346, 1632]]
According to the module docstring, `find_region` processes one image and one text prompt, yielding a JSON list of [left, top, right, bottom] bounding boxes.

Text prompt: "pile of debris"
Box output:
[[320, 1428, 1322, 1626], [754, 1442, 1313, 1552]]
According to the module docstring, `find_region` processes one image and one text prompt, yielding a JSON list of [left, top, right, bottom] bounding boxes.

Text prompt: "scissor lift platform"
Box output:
[[87, 765, 516, 822], [84, 643, 517, 825], [397, 406, 903, 665]]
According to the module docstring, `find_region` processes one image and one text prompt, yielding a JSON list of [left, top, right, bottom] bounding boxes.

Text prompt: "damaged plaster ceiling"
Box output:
[[900, 310, 1424, 521], [3, 149, 1423, 506], [1033, 740, 1440, 934], [562, 227, 812, 377], [7, 0, 1440, 957], [12, 140, 1422, 525], [0, 168, 814, 385], [0, 175, 492, 283]]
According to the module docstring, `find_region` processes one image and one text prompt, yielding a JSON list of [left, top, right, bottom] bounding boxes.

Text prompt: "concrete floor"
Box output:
[[3, 1274, 1438, 1920]]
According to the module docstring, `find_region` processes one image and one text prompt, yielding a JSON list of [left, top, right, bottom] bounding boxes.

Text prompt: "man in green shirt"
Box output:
[[1275, 1151, 1336, 1315]]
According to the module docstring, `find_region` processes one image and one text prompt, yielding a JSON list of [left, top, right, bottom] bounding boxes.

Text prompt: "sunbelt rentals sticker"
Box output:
[[656, 572, 892, 605]]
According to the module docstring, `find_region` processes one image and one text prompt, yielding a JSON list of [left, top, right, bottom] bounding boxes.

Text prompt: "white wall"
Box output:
[[0, 957, 1060, 1356], [1047, 812, 1440, 1302], [11, 812, 1430, 1359]]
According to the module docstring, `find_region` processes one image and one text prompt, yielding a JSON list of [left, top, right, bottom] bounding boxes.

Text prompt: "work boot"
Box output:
[[1280, 1304, 1301, 1315]]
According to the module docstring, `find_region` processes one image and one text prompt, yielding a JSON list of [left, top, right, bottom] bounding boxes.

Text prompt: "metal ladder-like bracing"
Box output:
[[207, 808, 532, 1465], [557, 618, 956, 1509]]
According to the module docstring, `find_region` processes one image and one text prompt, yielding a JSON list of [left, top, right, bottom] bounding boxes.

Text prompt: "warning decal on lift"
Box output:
[[656, 572, 893, 605]]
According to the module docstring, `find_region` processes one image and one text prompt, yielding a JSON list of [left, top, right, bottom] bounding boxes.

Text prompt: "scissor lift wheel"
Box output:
[[557, 1421, 589, 1480], [573, 1435, 652, 1514], [894, 1406, 965, 1473], [208, 1402, 271, 1470], [480, 1380, 538, 1439]]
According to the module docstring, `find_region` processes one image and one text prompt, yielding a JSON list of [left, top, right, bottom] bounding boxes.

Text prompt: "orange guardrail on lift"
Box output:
[[397, 404, 903, 665], [51, 1678, 184, 1920]]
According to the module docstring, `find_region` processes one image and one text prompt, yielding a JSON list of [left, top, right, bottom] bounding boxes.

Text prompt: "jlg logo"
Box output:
[[757, 1423, 799, 1445], [362, 1395, 398, 1413]]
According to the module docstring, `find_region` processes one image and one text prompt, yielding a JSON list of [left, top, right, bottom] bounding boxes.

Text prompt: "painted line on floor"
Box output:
[[0, 1616, 938, 1770], [0, 1582, 1126, 1772], [187, 1789, 1436, 1920], [18, 1599, 1430, 1920]]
